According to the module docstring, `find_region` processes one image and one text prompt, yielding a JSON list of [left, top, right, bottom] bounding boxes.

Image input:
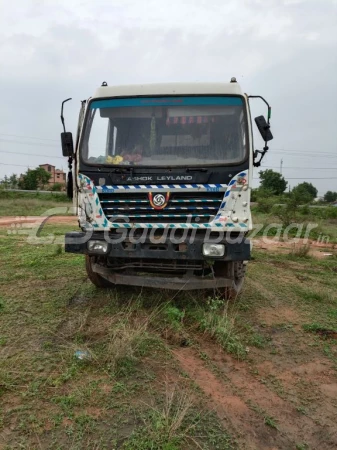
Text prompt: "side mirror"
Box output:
[[255, 116, 273, 142], [61, 132, 74, 157]]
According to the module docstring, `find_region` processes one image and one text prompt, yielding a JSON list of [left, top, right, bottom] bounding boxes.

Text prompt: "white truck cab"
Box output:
[[61, 78, 273, 297]]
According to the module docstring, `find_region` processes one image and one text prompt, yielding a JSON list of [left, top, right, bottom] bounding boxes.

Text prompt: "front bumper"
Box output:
[[92, 264, 237, 290], [65, 231, 251, 262]]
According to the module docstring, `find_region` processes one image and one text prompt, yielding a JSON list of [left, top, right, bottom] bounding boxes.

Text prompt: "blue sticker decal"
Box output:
[[90, 96, 244, 109]]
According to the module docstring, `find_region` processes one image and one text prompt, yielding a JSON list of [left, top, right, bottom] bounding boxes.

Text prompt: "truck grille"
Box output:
[[98, 191, 223, 223]]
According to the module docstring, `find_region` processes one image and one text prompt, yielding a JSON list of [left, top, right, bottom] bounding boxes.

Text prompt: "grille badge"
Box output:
[[148, 192, 170, 210]]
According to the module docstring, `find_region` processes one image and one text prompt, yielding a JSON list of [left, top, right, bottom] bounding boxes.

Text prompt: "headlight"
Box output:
[[87, 240, 108, 254], [202, 243, 225, 257]]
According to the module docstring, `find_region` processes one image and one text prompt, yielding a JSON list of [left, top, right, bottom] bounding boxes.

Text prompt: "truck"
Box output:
[[61, 78, 273, 298]]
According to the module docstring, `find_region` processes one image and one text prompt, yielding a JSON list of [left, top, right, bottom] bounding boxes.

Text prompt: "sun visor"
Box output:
[[167, 106, 235, 117], [100, 107, 164, 118]]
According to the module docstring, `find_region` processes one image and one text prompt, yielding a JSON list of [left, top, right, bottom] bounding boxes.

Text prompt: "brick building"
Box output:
[[39, 164, 66, 187]]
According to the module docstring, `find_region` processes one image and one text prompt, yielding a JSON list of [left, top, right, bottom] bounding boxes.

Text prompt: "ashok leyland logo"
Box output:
[[148, 192, 170, 210]]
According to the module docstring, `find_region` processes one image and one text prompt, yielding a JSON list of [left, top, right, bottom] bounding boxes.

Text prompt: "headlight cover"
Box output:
[[87, 240, 108, 254], [202, 243, 225, 257]]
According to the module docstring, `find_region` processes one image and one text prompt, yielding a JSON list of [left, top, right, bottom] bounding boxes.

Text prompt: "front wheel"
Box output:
[[214, 261, 247, 300], [85, 255, 114, 288]]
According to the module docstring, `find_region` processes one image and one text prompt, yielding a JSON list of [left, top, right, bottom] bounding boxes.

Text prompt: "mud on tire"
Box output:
[[214, 261, 247, 300], [85, 255, 114, 288]]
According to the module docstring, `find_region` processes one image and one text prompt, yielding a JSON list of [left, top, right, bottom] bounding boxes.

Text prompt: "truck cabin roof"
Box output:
[[92, 82, 244, 99]]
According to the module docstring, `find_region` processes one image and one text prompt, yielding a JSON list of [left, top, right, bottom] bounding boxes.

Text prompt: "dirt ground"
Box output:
[[0, 216, 77, 227], [174, 332, 337, 449], [253, 238, 336, 259], [1, 215, 336, 449]]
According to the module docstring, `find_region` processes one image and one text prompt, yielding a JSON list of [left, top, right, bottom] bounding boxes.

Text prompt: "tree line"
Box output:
[[257, 169, 337, 203], [0, 167, 64, 191]]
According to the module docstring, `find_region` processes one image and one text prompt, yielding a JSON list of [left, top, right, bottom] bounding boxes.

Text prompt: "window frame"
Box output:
[[79, 94, 250, 169]]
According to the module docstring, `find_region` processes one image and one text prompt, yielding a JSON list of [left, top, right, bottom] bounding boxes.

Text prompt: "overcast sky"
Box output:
[[0, 0, 336, 195]]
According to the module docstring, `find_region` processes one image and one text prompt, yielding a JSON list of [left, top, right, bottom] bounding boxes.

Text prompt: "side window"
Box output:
[[87, 112, 110, 161], [240, 111, 246, 158]]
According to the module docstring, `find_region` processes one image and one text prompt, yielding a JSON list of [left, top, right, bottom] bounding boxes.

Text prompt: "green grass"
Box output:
[[296, 444, 309, 450], [0, 190, 71, 216], [264, 415, 278, 429], [251, 206, 337, 244], [192, 297, 247, 359], [123, 407, 234, 450], [1, 216, 337, 448], [0, 223, 237, 449]]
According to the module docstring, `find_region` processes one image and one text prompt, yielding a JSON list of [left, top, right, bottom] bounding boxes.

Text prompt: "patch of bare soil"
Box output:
[[0, 216, 77, 227], [257, 305, 305, 327], [253, 237, 336, 259], [173, 335, 337, 450], [173, 347, 271, 450]]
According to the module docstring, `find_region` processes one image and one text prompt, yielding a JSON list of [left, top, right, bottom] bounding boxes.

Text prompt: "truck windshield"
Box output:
[[82, 96, 247, 167]]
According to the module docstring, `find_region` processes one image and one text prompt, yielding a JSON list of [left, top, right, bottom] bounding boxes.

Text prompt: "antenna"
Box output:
[[60, 98, 72, 133]]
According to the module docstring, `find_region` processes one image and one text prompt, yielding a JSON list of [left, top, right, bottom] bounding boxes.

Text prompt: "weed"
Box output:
[[247, 330, 270, 348], [295, 288, 325, 303], [156, 387, 194, 438], [264, 415, 278, 429], [88, 310, 158, 376], [197, 297, 246, 359], [296, 406, 307, 415], [162, 305, 185, 330], [290, 243, 311, 258], [52, 394, 77, 412], [296, 444, 309, 450], [264, 375, 285, 397], [49, 363, 79, 387], [75, 413, 96, 434], [302, 323, 337, 339], [248, 401, 279, 430], [112, 381, 127, 393], [123, 385, 194, 450]]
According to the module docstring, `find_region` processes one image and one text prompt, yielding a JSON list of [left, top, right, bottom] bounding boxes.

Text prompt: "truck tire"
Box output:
[[214, 261, 246, 300], [85, 255, 114, 288]]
